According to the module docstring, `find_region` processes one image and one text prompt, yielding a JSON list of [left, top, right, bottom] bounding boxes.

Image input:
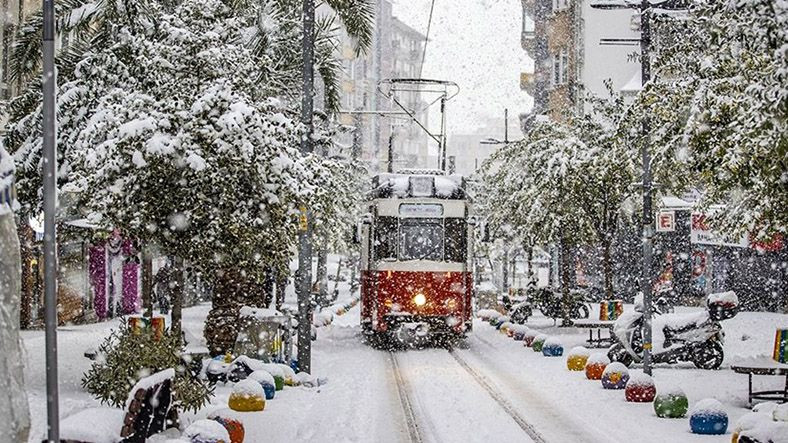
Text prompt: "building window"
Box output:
[[560, 49, 569, 84], [552, 0, 569, 12], [551, 48, 569, 87]]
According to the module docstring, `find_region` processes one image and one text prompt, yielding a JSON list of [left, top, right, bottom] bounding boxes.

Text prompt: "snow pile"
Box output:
[[296, 372, 326, 388], [734, 403, 788, 443], [313, 310, 334, 327], [248, 370, 275, 387], [183, 419, 230, 443], [690, 398, 726, 416], [124, 368, 175, 410], [476, 309, 499, 320], [774, 403, 788, 422], [626, 372, 654, 387], [239, 306, 285, 320], [60, 408, 126, 443], [568, 346, 590, 357], [586, 352, 610, 365], [707, 291, 738, 306], [543, 336, 563, 348], [602, 362, 629, 377], [260, 363, 285, 378], [232, 379, 264, 397]]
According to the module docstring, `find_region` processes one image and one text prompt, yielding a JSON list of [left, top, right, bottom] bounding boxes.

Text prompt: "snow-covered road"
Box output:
[[21, 296, 787, 442]]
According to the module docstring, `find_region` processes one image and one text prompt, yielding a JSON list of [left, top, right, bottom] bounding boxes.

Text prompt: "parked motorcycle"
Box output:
[[532, 287, 590, 321], [608, 291, 739, 370]]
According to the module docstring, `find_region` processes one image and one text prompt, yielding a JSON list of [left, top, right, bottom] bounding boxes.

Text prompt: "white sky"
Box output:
[[391, 0, 534, 136]]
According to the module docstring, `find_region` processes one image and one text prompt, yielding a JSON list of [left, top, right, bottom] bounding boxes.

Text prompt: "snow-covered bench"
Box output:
[[59, 368, 176, 443]]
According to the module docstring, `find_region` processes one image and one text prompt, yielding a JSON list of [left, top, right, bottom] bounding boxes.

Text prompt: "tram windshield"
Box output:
[[400, 218, 444, 261]]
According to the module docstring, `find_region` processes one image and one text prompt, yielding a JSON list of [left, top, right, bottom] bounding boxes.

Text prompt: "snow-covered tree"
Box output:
[[644, 0, 787, 240], [482, 121, 592, 323], [3, 0, 374, 355], [481, 92, 637, 305]]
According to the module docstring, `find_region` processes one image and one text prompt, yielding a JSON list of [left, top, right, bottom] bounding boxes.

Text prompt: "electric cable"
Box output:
[[418, 0, 436, 79]]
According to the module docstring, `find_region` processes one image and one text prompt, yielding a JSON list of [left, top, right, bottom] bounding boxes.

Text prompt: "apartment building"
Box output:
[[520, 0, 640, 128], [334, 1, 430, 171]]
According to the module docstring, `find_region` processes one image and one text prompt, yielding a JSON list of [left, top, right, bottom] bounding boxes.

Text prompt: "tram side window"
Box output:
[[444, 218, 467, 263], [374, 216, 398, 260]]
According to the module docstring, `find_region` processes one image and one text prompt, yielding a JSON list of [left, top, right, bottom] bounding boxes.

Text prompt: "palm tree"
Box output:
[[7, 0, 373, 114]]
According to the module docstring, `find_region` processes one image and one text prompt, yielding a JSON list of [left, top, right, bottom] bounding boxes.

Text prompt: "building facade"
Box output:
[[520, 0, 640, 128], [333, 1, 430, 172]]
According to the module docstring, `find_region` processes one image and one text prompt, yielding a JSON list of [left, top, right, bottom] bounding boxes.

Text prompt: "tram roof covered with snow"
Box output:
[[369, 170, 468, 201]]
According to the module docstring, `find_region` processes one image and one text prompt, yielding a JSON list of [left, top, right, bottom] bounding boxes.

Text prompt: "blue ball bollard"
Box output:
[[542, 337, 564, 357], [689, 399, 728, 435], [248, 370, 277, 400]]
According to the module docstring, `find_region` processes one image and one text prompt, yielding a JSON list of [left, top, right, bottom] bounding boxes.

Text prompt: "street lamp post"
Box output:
[[42, 0, 60, 440], [297, 0, 315, 375], [587, 0, 690, 375]]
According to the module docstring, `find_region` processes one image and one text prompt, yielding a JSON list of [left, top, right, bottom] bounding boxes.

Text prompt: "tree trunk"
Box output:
[[349, 254, 359, 295], [141, 251, 153, 319], [602, 238, 614, 300], [204, 270, 266, 356], [560, 234, 573, 326], [18, 224, 33, 329], [276, 270, 287, 311], [501, 248, 509, 296], [171, 256, 184, 339], [331, 258, 342, 303], [526, 245, 535, 287], [315, 245, 328, 306]]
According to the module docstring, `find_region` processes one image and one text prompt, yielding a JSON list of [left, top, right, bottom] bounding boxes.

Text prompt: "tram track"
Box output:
[[448, 348, 547, 443], [389, 351, 424, 443]]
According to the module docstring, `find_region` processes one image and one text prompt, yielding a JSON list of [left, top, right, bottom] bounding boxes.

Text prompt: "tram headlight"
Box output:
[[413, 293, 427, 306]]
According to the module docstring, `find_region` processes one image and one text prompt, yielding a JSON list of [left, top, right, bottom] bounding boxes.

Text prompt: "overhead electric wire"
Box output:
[[418, 0, 436, 79]]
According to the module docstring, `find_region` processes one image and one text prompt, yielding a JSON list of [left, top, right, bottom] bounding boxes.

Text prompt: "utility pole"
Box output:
[[588, 0, 679, 376], [504, 108, 509, 143], [42, 0, 60, 440], [297, 0, 315, 374], [639, 0, 655, 377]]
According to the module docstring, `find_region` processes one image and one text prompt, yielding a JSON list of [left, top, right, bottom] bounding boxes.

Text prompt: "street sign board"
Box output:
[[656, 211, 675, 232]]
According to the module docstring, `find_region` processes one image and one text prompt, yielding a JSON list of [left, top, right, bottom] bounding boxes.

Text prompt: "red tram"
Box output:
[[358, 171, 475, 343]]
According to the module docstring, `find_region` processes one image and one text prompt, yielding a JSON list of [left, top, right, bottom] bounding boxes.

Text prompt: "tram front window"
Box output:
[[400, 218, 443, 261]]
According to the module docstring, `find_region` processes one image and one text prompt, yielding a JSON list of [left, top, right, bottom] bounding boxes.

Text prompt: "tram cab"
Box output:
[[358, 171, 474, 341]]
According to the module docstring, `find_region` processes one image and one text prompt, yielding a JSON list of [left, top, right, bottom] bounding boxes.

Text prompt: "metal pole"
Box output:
[[387, 128, 394, 173], [639, 0, 654, 376], [439, 96, 447, 171], [297, 0, 315, 374], [42, 0, 60, 440], [504, 108, 509, 143]]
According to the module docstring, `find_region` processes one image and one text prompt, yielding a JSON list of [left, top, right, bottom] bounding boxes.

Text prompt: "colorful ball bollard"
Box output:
[[654, 388, 689, 418], [228, 379, 266, 412], [625, 372, 656, 402], [262, 364, 286, 391], [542, 337, 564, 357], [523, 331, 538, 347], [208, 415, 245, 443], [248, 370, 276, 400], [585, 353, 610, 380], [500, 321, 513, 335], [184, 419, 231, 443], [601, 362, 630, 389], [513, 326, 529, 341], [689, 398, 728, 435], [532, 334, 548, 353], [566, 347, 590, 371], [495, 316, 510, 330]]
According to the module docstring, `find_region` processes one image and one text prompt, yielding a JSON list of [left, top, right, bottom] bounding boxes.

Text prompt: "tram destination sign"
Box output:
[[399, 203, 444, 217]]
